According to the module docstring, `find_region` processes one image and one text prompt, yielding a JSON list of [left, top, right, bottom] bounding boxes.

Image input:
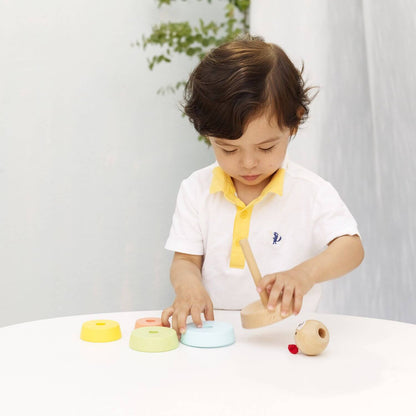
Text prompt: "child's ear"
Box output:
[[296, 106, 305, 121], [291, 106, 306, 136]]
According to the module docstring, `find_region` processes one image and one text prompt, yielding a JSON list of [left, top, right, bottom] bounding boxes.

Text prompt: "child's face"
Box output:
[[209, 113, 291, 193]]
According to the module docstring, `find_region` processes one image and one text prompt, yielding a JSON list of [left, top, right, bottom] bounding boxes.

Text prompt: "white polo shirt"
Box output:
[[165, 159, 359, 311]]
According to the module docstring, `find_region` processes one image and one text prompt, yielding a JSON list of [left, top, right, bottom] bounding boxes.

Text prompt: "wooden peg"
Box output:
[[239, 238, 291, 329], [239, 238, 268, 308]]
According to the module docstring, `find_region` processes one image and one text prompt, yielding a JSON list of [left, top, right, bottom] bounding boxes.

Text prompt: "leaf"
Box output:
[[136, 0, 251, 146]]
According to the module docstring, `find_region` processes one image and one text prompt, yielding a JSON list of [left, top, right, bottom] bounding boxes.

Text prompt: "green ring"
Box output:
[[129, 326, 179, 352]]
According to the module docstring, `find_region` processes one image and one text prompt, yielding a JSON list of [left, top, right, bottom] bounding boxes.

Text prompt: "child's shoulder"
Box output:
[[181, 162, 217, 188], [285, 160, 331, 189]]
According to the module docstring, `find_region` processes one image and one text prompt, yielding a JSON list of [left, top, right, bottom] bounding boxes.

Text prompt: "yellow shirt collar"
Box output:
[[209, 166, 285, 205]]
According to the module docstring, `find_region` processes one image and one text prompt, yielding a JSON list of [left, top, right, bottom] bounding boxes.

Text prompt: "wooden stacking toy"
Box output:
[[240, 238, 292, 329], [134, 317, 162, 329], [180, 321, 235, 348], [129, 326, 178, 353], [292, 320, 330, 356], [80, 319, 122, 343]]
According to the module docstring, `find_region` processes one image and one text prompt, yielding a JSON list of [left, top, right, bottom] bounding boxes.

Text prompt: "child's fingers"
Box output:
[[256, 274, 276, 293], [280, 286, 294, 317], [204, 302, 215, 321], [171, 313, 179, 336], [172, 308, 189, 337], [267, 279, 284, 310], [293, 292, 303, 315], [161, 307, 174, 327], [177, 310, 189, 335], [191, 305, 203, 328]]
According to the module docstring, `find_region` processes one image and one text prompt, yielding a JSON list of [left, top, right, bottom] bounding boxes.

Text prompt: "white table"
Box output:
[[1, 310, 415, 415]]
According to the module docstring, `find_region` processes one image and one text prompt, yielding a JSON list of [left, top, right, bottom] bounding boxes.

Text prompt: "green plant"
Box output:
[[136, 0, 250, 144], [139, 0, 250, 82]]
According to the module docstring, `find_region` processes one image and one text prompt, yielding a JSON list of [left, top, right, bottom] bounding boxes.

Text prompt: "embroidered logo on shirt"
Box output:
[[273, 232, 282, 244]]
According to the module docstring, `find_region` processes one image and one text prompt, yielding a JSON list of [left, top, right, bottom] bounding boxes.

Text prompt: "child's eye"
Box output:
[[259, 145, 275, 152], [222, 148, 237, 154]]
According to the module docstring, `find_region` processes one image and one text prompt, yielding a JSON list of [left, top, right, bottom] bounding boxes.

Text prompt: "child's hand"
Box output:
[[161, 287, 214, 337], [257, 267, 314, 317]]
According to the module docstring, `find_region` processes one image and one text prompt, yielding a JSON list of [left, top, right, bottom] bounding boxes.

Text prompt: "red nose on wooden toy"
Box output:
[[239, 238, 292, 329], [294, 320, 329, 356], [288, 344, 299, 354]]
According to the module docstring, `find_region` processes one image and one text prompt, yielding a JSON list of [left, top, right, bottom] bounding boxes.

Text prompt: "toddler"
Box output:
[[161, 36, 364, 335]]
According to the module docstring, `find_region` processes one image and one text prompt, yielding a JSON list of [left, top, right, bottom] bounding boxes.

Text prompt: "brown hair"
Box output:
[[183, 35, 315, 139]]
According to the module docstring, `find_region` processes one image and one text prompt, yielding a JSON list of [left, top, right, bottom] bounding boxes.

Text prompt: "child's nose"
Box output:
[[241, 152, 257, 169]]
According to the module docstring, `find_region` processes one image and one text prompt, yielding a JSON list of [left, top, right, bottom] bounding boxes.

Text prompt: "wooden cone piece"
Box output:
[[240, 300, 284, 329], [239, 238, 291, 329]]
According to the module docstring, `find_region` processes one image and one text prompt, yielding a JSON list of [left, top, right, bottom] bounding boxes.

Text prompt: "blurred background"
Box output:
[[1, 0, 415, 327]]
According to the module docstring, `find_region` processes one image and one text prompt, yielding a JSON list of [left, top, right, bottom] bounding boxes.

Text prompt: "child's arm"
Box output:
[[257, 234, 364, 317], [161, 252, 214, 336]]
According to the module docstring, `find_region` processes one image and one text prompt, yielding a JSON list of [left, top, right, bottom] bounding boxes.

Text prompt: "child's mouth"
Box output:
[[242, 175, 260, 182]]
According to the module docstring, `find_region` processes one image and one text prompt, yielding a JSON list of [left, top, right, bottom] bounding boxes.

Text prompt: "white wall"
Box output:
[[3, 0, 415, 327], [251, 0, 416, 323], [0, 0, 218, 326]]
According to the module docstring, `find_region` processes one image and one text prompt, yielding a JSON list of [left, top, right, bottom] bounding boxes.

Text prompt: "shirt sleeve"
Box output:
[[312, 181, 360, 249], [164, 178, 204, 255]]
